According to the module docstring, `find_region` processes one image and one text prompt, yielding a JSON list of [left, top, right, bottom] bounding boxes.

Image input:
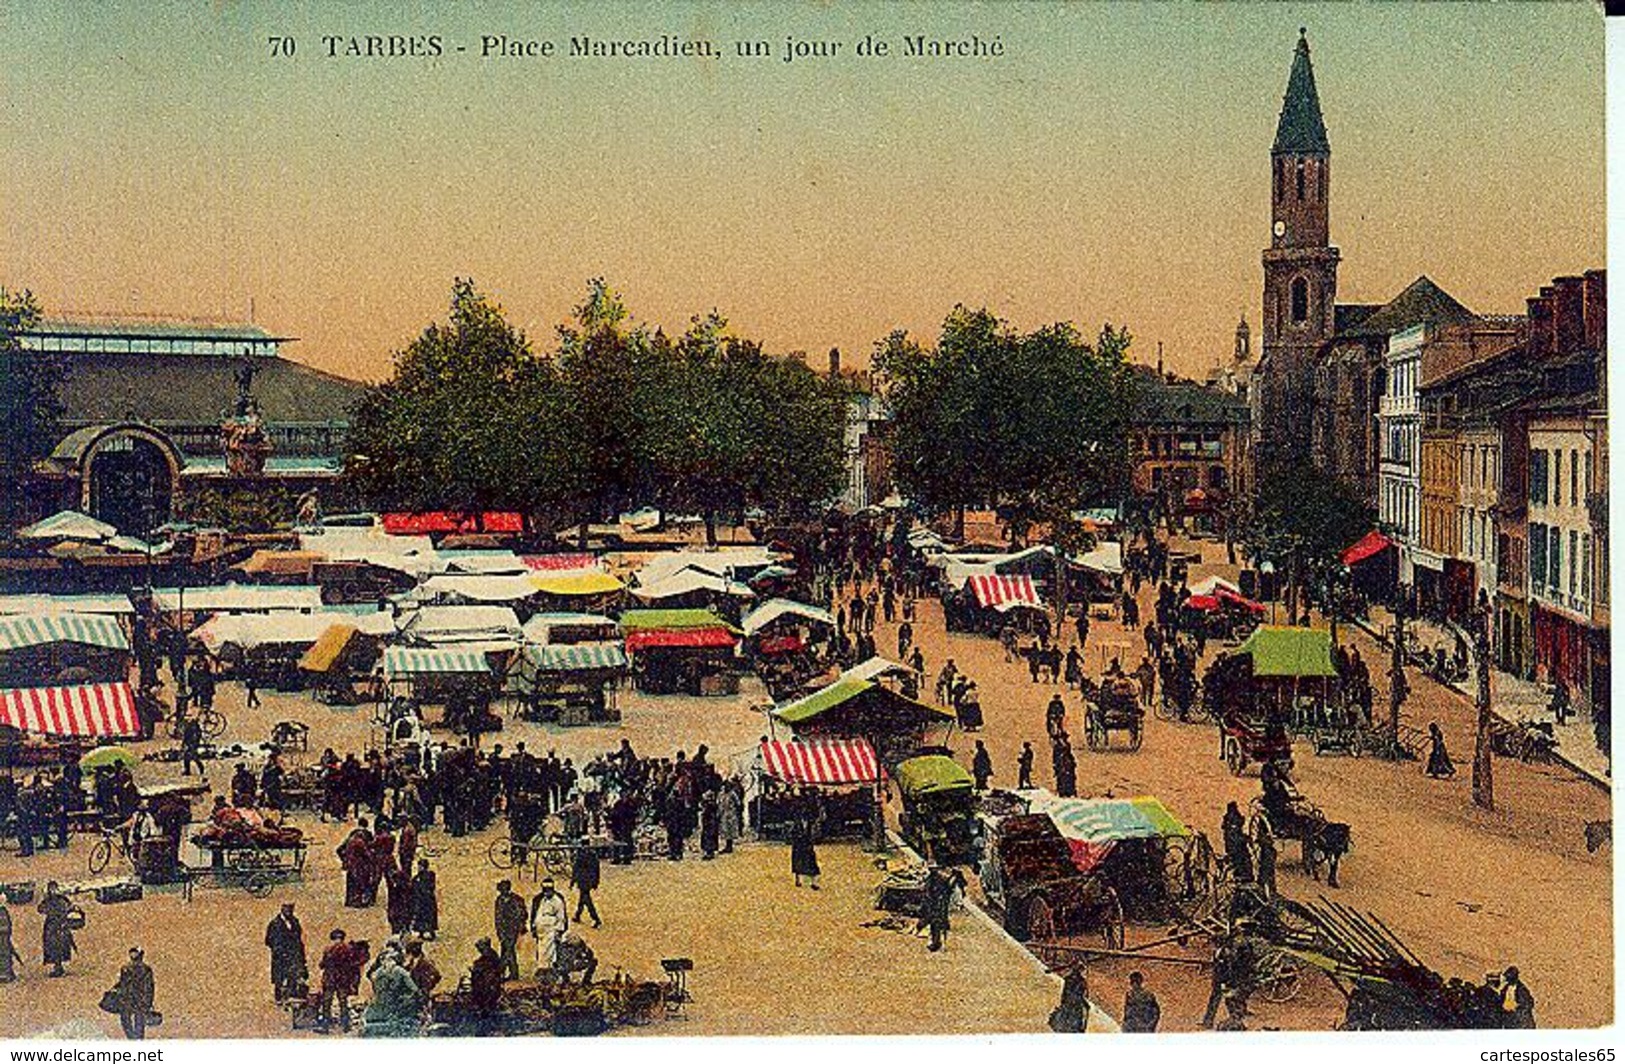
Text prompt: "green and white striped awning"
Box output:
[[0, 612, 129, 653], [382, 646, 493, 679], [525, 642, 628, 673]]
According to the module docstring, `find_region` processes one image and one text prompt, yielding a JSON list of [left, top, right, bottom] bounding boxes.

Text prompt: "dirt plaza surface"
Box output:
[[0, 535, 1610, 1037]]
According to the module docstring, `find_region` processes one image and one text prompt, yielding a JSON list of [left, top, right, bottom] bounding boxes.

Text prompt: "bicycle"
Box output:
[[88, 826, 134, 875], [169, 707, 227, 741]]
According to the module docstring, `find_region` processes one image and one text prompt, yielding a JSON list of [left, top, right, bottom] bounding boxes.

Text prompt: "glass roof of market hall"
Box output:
[[21, 316, 295, 356]]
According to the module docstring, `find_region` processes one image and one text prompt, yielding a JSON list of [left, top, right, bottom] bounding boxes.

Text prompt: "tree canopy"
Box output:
[[1243, 457, 1376, 581], [0, 288, 65, 531], [874, 305, 1135, 538], [346, 279, 849, 541]]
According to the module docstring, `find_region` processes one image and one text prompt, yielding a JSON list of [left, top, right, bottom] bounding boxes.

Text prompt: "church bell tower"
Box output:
[[1258, 29, 1339, 465]]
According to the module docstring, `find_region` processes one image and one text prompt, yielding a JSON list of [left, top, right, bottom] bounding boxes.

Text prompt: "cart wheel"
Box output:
[[1022, 893, 1056, 945], [1259, 951, 1304, 1003], [88, 837, 112, 875], [202, 709, 228, 739], [1085, 710, 1106, 751], [246, 872, 276, 899], [1099, 887, 1126, 950], [1225, 738, 1245, 776], [542, 846, 571, 876], [488, 836, 517, 871]]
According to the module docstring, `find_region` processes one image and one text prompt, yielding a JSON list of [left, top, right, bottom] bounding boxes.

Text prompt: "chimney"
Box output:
[[1583, 269, 1607, 352], [1156, 341, 1164, 377], [1526, 292, 1553, 360], [1552, 276, 1585, 355], [828, 347, 841, 377]]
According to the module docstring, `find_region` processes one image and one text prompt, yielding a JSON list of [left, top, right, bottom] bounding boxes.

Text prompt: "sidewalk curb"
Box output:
[[883, 830, 1122, 1033], [1350, 618, 1611, 794]]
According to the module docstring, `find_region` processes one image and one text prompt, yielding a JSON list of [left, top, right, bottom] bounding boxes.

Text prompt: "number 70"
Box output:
[[268, 36, 296, 57]]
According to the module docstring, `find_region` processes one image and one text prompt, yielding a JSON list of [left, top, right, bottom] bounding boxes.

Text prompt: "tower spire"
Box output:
[[1273, 28, 1329, 155]]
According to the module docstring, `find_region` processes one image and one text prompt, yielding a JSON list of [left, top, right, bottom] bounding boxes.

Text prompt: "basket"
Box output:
[[1, 881, 36, 905]]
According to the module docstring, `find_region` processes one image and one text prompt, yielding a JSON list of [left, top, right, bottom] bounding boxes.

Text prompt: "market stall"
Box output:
[[770, 675, 955, 766], [509, 642, 628, 725], [0, 611, 130, 688], [894, 754, 982, 865], [742, 598, 836, 698], [380, 646, 502, 738], [755, 738, 879, 841], [944, 571, 1047, 634], [620, 609, 741, 696], [297, 623, 382, 704]]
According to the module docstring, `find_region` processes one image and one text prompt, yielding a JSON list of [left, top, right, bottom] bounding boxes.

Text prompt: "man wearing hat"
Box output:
[[113, 947, 155, 1040], [493, 880, 528, 981], [529, 878, 568, 977]]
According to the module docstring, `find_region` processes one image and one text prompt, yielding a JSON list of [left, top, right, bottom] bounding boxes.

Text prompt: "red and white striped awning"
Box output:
[[0, 682, 139, 737], [966, 573, 1042, 611], [760, 738, 879, 785]]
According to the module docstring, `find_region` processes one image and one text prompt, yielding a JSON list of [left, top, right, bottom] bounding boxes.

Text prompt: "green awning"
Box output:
[[773, 677, 875, 724], [617, 608, 738, 633], [524, 642, 628, 673], [1235, 626, 1338, 678], [0, 612, 129, 653], [895, 755, 973, 796]]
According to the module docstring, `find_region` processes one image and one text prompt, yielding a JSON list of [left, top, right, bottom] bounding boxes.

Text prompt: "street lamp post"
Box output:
[[1471, 610, 1494, 810]]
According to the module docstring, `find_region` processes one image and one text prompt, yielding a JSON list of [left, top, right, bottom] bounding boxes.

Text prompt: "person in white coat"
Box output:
[[528, 878, 568, 976]]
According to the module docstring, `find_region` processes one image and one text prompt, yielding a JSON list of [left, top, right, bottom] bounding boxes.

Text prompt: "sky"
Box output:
[[0, 1, 1605, 383]]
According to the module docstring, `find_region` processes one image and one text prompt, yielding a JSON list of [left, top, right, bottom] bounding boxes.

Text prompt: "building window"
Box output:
[[1275, 158, 1284, 202], [1296, 159, 1306, 200], [1585, 452, 1594, 499], [1529, 449, 1548, 507], [1582, 533, 1592, 604], [1553, 449, 1562, 506], [1290, 278, 1309, 323], [1569, 530, 1579, 601], [1570, 448, 1579, 508], [1549, 527, 1562, 598], [1530, 524, 1547, 594]]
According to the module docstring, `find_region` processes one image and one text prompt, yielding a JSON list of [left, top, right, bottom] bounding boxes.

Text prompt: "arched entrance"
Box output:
[[68, 426, 182, 535]]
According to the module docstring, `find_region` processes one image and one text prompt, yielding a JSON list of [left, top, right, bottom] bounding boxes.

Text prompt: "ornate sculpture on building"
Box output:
[[220, 349, 273, 477]]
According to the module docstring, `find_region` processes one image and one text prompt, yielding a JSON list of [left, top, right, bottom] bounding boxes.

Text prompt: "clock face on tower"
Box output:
[[1273, 220, 1286, 238]]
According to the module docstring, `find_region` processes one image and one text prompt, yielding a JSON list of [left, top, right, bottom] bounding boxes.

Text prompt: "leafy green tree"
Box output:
[[874, 306, 1135, 539], [1244, 458, 1376, 614], [346, 278, 567, 526], [0, 288, 65, 531]]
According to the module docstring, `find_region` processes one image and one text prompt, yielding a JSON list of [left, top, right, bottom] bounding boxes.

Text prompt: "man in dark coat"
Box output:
[[38, 881, 76, 976], [570, 841, 602, 928], [468, 939, 505, 1027], [493, 880, 528, 981], [1121, 970, 1161, 1032], [971, 741, 993, 791], [411, 858, 439, 939], [384, 863, 414, 936], [1017, 742, 1035, 790], [180, 717, 205, 778], [921, 864, 956, 952], [114, 947, 156, 1040], [1222, 802, 1252, 884], [264, 902, 307, 1002]]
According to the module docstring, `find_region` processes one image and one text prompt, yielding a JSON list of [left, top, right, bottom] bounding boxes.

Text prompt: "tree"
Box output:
[[0, 288, 65, 530], [874, 307, 1135, 539], [346, 279, 569, 526], [1244, 459, 1376, 617]]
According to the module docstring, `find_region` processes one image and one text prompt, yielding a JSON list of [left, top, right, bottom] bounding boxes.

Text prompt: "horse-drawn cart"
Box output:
[[1082, 676, 1144, 752], [182, 837, 308, 900]]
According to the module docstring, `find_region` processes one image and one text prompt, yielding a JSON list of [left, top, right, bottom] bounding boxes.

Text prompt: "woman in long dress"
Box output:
[[789, 796, 820, 889], [1425, 721, 1456, 779], [0, 900, 19, 983]]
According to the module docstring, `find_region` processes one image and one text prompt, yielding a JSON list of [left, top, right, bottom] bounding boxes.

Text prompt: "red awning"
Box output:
[[1216, 589, 1266, 614], [624, 627, 738, 652], [520, 553, 598, 571], [757, 634, 805, 656], [967, 573, 1042, 610], [761, 738, 879, 785], [1185, 594, 1222, 612], [1341, 530, 1394, 567], [382, 512, 524, 535], [0, 682, 139, 738]]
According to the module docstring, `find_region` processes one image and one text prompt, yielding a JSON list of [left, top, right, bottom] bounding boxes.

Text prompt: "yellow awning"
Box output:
[[298, 624, 358, 673], [530, 571, 625, 596]]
